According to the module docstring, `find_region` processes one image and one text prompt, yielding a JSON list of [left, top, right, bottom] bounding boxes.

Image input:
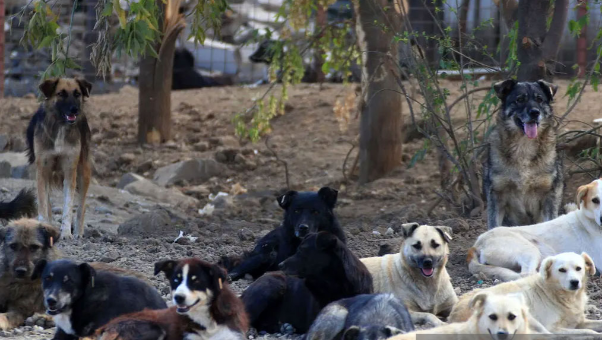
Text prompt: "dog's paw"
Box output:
[[0, 313, 11, 330], [60, 231, 74, 240], [280, 323, 295, 335]]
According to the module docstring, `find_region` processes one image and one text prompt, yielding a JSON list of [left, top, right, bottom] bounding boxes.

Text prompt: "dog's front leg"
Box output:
[[486, 190, 504, 229], [73, 161, 91, 238], [53, 327, 79, 340], [60, 158, 78, 239], [35, 158, 51, 223], [552, 327, 599, 335], [410, 311, 445, 327], [0, 310, 27, 331], [577, 320, 602, 332], [528, 315, 551, 334]]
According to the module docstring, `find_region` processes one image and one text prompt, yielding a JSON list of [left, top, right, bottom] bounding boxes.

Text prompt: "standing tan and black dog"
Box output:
[[26, 78, 92, 238], [483, 79, 563, 229]]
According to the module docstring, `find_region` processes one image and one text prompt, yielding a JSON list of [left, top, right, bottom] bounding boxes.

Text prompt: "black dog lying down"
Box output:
[[306, 293, 414, 340], [32, 259, 166, 340], [172, 48, 233, 90], [241, 231, 372, 334], [219, 187, 346, 281]]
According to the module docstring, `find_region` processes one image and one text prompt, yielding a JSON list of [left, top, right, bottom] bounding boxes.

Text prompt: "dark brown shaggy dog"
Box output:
[[0, 218, 61, 330], [26, 77, 92, 239], [96, 258, 249, 340]]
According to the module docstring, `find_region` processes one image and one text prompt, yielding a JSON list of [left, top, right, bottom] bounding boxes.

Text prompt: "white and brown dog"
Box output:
[[361, 223, 457, 326], [452, 252, 602, 335], [468, 178, 602, 281]]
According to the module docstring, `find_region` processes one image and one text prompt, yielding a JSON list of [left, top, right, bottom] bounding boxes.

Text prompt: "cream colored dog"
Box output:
[[361, 223, 457, 326], [388, 292, 534, 340], [451, 252, 602, 335], [468, 179, 602, 281]]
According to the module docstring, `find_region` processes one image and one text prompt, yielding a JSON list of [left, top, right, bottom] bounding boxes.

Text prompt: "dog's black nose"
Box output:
[[570, 280, 580, 289], [14, 267, 27, 277], [174, 294, 186, 305], [298, 224, 309, 234], [496, 332, 509, 340], [423, 258, 433, 269], [46, 297, 57, 308], [278, 262, 285, 270], [529, 108, 540, 118], [70, 106, 78, 114]]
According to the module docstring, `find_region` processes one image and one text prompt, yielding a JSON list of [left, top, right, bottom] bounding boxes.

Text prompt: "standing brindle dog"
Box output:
[[483, 79, 563, 229], [26, 78, 92, 239]]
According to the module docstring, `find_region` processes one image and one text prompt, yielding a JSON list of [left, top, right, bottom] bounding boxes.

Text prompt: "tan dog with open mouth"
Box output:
[[26, 77, 92, 239], [468, 178, 602, 282], [388, 293, 535, 340], [452, 252, 602, 335], [361, 223, 457, 326]]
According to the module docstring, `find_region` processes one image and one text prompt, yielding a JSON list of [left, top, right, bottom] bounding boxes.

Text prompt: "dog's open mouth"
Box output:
[[176, 298, 200, 314], [65, 114, 77, 123], [420, 268, 434, 277], [46, 307, 65, 316]]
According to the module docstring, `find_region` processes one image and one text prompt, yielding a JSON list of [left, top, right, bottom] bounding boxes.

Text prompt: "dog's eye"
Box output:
[[576, 266, 582, 271], [173, 278, 179, 283], [312, 210, 319, 215], [508, 313, 516, 321], [592, 198, 600, 204], [73, 91, 80, 98], [412, 243, 422, 250], [9, 244, 17, 251], [58, 90, 67, 98], [294, 210, 300, 214], [29, 245, 40, 252], [559, 268, 567, 273], [489, 314, 498, 321], [45, 276, 52, 282], [431, 240, 440, 249], [535, 96, 543, 103]]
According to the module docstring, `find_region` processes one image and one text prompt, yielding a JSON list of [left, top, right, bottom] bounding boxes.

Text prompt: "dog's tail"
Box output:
[[564, 203, 578, 213], [467, 247, 521, 282], [0, 189, 36, 220]]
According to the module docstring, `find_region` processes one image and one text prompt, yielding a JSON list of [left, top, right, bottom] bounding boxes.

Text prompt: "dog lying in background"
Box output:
[[483, 79, 562, 228], [220, 187, 346, 281], [468, 178, 602, 281], [389, 293, 534, 340], [452, 252, 602, 335], [305, 293, 413, 340], [0, 189, 36, 220], [32, 259, 166, 339], [97, 258, 249, 340], [361, 223, 457, 326], [27, 78, 93, 239], [242, 231, 372, 334]]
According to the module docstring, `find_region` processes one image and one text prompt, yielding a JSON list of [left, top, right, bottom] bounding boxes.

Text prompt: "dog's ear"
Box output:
[[0, 227, 11, 244], [401, 222, 420, 238], [493, 79, 517, 100], [537, 79, 558, 102], [79, 263, 96, 288], [209, 263, 228, 291], [75, 78, 92, 98], [383, 326, 403, 337], [581, 252, 596, 276], [318, 187, 338, 209], [277, 190, 297, 210], [469, 292, 488, 310], [39, 78, 59, 99], [435, 226, 453, 243], [154, 260, 177, 279], [342, 326, 360, 340], [539, 256, 555, 280], [31, 259, 48, 280], [316, 231, 338, 250], [576, 184, 589, 209], [37, 223, 60, 248]]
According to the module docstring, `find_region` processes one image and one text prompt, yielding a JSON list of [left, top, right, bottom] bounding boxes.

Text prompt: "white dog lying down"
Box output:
[[468, 179, 602, 281], [388, 292, 535, 340], [451, 252, 602, 335]]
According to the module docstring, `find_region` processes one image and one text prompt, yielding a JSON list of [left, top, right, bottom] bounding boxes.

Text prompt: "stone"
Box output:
[[193, 141, 210, 152], [136, 160, 154, 173], [184, 185, 211, 200], [0, 161, 11, 178], [118, 207, 188, 237], [0, 135, 8, 152], [118, 153, 136, 165], [214, 148, 239, 163], [124, 178, 198, 208], [117, 172, 146, 189], [153, 159, 224, 187], [11, 164, 35, 180]]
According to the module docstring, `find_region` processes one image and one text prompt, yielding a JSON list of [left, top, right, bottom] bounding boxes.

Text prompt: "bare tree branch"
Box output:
[[542, 0, 569, 59]]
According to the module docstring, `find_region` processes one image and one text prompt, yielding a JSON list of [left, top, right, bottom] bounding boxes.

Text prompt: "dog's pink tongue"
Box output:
[[524, 123, 538, 139], [422, 268, 434, 276]]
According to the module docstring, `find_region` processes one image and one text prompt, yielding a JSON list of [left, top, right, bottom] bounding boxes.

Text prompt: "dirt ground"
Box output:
[[0, 79, 601, 339]]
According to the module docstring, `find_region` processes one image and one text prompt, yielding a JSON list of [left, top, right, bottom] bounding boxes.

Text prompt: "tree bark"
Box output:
[[355, 0, 404, 183], [138, 0, 185, 144]]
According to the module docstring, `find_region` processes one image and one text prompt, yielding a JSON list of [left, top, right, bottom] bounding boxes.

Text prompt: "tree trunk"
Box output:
[[355, 0, 404, 183], [137, 0, 185, 144]]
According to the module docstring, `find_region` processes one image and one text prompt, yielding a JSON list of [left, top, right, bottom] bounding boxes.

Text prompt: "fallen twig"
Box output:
[[265, 136, 291, 190]]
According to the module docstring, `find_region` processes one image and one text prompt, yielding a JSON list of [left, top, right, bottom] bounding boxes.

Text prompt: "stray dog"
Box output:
[[31, 259, 166, 339], [27, 77, 92, 238], [305, 293, 413, 340], [97, 258, 248, 340], [172, 48, 233, 90], [390, 293, 534, 340], [468, 178, 602, 281], [453, 252, 602, 335], [361, 223, 457, 326], [483, 79, 562, 228], [0, 189, 36, 220], [220, 187, 346, 281], [0, 218, 60, 330], [242, 231, 372, 334]]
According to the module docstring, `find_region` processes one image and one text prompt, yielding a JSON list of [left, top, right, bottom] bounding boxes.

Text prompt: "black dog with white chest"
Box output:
[[32, 259, 166, 339]]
